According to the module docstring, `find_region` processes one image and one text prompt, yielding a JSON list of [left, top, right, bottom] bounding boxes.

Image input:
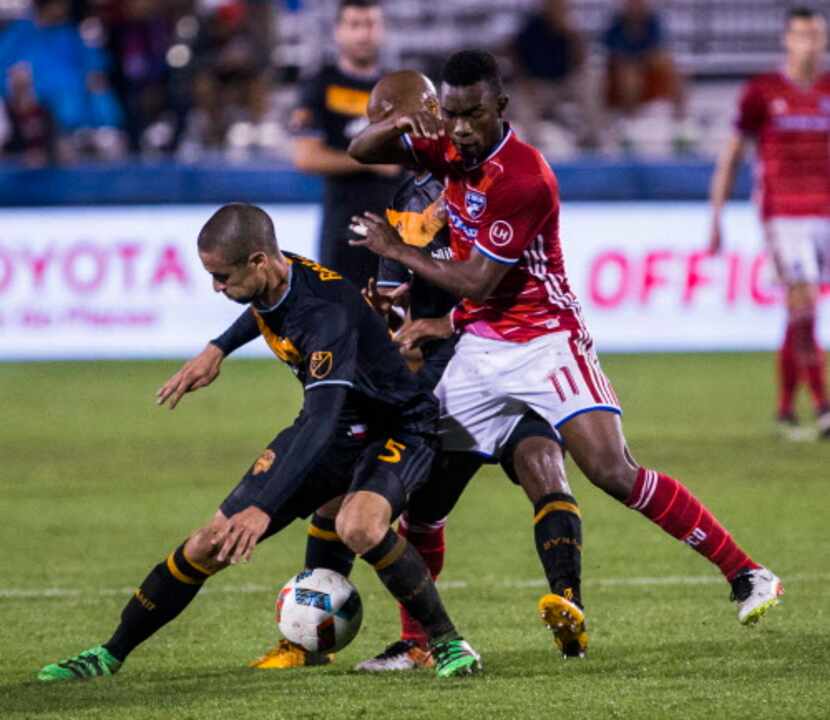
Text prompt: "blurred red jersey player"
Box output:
[[710, 5, 830, 438]]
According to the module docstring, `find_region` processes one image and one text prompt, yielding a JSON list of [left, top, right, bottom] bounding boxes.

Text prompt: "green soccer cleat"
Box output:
[[37, 645, 122, 682], [430, 637, 481, 678]]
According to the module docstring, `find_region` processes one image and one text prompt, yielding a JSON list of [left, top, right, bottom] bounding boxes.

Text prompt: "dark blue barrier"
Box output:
[[0, 158, 752, 206]]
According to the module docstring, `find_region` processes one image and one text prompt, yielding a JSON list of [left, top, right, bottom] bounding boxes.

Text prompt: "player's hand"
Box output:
[[214, 506, 270, 564], [362, 277, 410, 317], [156, 343, 225, 410], [708, 215, 723, 254], [394, 315, 453, 351], [349, 212, 405, 259], [394, 110, 443, 140]]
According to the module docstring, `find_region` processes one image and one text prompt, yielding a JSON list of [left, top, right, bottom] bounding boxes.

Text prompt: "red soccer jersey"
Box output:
[[404, 126, 585, 343], [736, 72, 830, 219]]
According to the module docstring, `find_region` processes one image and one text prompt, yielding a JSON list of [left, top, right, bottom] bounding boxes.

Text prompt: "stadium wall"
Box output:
[[2, 201, 827, 360]]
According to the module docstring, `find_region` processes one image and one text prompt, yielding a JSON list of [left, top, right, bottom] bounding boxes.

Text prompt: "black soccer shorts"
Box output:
[[219, 428, 437, 540]]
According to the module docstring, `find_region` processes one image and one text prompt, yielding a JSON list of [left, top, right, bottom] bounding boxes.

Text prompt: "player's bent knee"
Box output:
[[335, 497, 390, 555], [336, 519, 387, 555]]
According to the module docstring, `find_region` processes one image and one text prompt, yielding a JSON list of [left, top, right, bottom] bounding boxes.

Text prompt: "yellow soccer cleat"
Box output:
[[248, 639, 334, 669], [538, 593, 588, 658]]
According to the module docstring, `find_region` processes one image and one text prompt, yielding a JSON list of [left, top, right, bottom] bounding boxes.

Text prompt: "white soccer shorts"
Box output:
[[434, 330, 621, 458], [764, 216, 830, 285]]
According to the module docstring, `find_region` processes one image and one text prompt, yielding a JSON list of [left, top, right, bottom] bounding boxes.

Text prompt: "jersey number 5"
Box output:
[[378, 438, 407, 464]]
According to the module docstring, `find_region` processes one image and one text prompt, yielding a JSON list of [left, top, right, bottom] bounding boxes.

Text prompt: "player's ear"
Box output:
[[496, 94, 509, 117], [248, 251, 268, 270]]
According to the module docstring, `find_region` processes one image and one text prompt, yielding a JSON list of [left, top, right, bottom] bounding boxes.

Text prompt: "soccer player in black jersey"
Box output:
[[36, 203, 481, 682], [292, 0, 401, 288]]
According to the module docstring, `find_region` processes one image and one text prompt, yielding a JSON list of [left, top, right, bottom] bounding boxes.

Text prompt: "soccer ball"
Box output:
[[275, 568, 363, 653]]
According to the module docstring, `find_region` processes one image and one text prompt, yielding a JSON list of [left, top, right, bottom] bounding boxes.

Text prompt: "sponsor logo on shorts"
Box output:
[[309, 351, 333, 379], [252, 448, 276, 475], [489, 220, 514, 247], [464, 189, 487, 219]]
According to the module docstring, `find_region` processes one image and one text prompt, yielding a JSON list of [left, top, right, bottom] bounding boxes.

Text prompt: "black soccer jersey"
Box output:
[[214, 252, 437, 435], [294, 63, 400, 287], [377, 172, 457, 321], [211, 252, 438, 516], [377, 172, 459, 377]]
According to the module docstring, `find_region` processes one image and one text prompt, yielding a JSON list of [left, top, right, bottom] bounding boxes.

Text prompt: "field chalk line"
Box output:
[[1, 573, 825, 600]]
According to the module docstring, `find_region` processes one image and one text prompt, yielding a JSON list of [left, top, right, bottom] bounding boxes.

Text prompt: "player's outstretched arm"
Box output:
[[348, 111, 441, 166], [156, 343, 225, 410], [708, 133, 746, 254], [156, 308, 261, 409], [351, 212, 509, 303]]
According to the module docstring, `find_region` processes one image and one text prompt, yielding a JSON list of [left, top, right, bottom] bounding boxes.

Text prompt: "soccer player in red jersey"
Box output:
[[349, 50, 783, 631], [710, 6, 830, 439]]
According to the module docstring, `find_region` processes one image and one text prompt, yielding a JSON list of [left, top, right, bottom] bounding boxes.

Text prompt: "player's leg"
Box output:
[[249, 495, 355, 669], [768, 218, 828, 435], [304, 495, 356, 578], [558, 409, 782, 624], [38, 435, 320, 682], [786, 281, 829, 432], [250, 431, 368, 669], [355, 451, 482, 672], [38, 511, 238, 682], [337, 434, 481, 677], [500, 418, 587, 657]]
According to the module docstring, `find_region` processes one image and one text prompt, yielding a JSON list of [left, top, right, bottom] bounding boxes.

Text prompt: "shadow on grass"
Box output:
[[0, 661, 481, 717], [3, 630, 823, 717]]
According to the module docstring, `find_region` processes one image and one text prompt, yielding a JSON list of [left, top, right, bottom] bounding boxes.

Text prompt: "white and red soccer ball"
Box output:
[[275, 568, 363, 653]]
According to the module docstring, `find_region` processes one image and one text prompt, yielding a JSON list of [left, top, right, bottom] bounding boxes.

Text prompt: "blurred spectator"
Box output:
[[602, 0, 686, 122], [0, 0, 125, 162], [3, 61, 56, 166], [179, 0, 278, 159], [105, 0, 174, 153], [291, 0, 400, 288], [510, 0, 601, 152]]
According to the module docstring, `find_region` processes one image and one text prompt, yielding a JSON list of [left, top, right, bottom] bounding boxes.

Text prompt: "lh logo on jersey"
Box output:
[[309, 351, 333, 379], [464, 190, 487, 219], [489, 220, 514, 247]]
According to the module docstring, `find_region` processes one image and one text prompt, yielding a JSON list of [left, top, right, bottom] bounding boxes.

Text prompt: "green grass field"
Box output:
[[1, 354, 828, 719]]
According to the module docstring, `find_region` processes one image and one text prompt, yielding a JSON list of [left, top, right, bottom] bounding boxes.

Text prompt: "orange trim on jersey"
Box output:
[[325, 85, 370, 117], [253, 311, 302, 365], [386, 197, 447, 248]]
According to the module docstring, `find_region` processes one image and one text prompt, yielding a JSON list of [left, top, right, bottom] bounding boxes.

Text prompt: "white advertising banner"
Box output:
[[0, 202, 827, 359], [0, 205, 317, 360]]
